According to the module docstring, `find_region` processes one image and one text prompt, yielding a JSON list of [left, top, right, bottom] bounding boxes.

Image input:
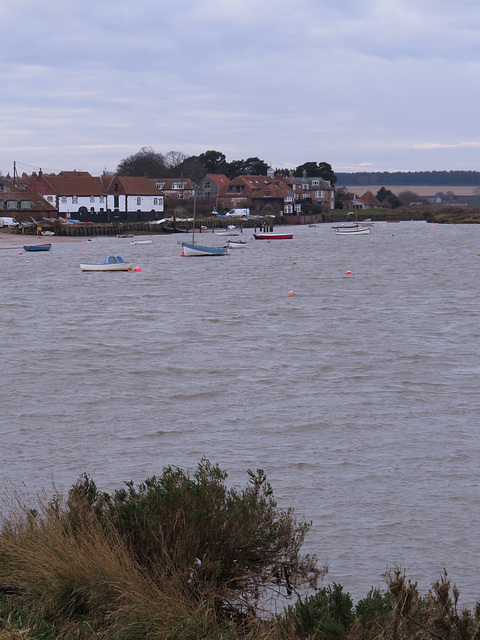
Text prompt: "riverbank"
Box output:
[[0, 232, 85, 250]]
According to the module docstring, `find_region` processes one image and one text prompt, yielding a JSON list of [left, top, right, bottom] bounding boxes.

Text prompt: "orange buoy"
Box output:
[[292, 261, 296, 264], [346, 270, 352, 275], [181, 252, 185, 257], [286, 290, 295, 297], [135, 266, 141, 272]]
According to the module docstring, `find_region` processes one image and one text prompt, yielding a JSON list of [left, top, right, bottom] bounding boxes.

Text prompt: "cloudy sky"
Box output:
[[2, 0, 479, 177]]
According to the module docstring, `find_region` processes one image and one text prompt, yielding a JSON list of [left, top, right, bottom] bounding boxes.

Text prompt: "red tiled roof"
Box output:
[[206, 174, 230, 187], [358, 191, 381, 206], [31, 174, 105, 196], [113, 176, 163, 195]]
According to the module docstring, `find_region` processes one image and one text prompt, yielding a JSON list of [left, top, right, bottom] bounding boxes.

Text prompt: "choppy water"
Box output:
[[2, 221, 480, 607]]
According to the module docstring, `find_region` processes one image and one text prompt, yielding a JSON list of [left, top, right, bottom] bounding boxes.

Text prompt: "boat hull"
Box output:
[[253, 233, 293, 240], [80, 263, 133, 271], [334, 227, 370, 235], [23, 244, 52, 251], [182, 242, 229, 256], [225, 240, 247, 248]]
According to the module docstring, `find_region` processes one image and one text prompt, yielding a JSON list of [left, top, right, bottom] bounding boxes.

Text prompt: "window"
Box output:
[[284, 204, 293, 214], [155, 182, 165, 190], [137, 197, 141, 205], [99, 196, 104, 203], [204, 181, 211, 189], [47, 196, 54, 202], [72, 196, 78, 204], [154, 198, 158, 205], [90, 196, 95, 203], [312, 179, 320, 186], [61, 196, 67, 203]]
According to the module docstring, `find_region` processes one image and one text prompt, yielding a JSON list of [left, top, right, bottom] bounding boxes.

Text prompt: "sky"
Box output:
[[2, 0, 480, 178]]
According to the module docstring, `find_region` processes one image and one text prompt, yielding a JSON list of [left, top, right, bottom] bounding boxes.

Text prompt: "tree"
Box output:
[[397, 190, 425, 206], [335, 186, 355, 209], [176, 155, 210, 182], [294, 162, 337, 185], [116, 146, 167, 177], [164, 150, 187, 171], [242, 157, 269, 176], [376, 187, 402, 209], [197, 150, 227, 174]]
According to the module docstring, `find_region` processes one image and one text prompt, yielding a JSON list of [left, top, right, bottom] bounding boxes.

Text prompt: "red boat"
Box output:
[[253, 232, 293, 240]]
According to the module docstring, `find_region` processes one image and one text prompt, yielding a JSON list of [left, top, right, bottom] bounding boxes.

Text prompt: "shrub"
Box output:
[[289, 583, 354, 639]]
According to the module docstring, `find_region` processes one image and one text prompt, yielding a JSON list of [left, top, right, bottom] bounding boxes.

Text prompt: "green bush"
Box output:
[[64, 458, 325, 618], [290, 583, 355, 639]]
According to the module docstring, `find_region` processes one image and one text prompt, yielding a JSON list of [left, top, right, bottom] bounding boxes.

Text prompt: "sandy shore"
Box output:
[[0, 233, 85, 250]]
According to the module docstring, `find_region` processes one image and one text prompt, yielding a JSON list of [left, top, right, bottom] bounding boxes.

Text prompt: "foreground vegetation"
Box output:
[[0, 460, 479, 639]]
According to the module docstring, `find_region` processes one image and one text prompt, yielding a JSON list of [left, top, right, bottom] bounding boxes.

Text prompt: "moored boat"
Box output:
[[225, 239, 247, 248], [334, 226, 370, 235], [253, 232, 293, 240], [23, 243, 52, 251], [80, 255, 133, 271], [182, 242, 229, 257]]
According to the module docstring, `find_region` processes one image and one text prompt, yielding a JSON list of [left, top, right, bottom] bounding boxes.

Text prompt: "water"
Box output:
[[1, 221, 480, 608]]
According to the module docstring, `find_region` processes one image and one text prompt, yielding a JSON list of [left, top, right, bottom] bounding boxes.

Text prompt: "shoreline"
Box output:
[[0, 233, 88, 250]]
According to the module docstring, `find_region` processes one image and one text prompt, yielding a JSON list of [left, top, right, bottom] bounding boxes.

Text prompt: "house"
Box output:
[[291, 176, 336, 210], [103, 175, 164, 220], [195, 174, 230, 204], [352, 191, 382, 209], [27, 170, 107, 218], [26, 170, 164, 222], [221, 175, 272, 211], [251, 174, 297, 216], [0, 192, 57, 223], [151, 177, 196, 200]]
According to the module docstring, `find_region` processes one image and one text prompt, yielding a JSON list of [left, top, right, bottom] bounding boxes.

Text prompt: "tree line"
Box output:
[[116, 147, 337, 184], [336, 170, 480, 187]]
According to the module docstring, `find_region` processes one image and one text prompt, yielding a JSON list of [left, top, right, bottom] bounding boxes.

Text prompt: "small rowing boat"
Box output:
[[23, 243, 52, 252]]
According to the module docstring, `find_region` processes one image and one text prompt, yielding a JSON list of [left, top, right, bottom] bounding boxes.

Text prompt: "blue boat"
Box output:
[[23, 243, 52, 252]]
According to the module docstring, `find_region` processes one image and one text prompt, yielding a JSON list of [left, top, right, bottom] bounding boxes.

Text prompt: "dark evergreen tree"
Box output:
[[116, 146, 167, 177]]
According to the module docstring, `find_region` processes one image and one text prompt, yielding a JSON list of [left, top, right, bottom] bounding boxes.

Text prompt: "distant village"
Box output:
[[2, 161, 479, 230], [0, 166, 342, 227]]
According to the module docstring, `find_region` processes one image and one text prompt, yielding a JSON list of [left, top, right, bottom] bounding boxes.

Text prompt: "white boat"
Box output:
[[225, 239, 247, 249], [130, 239, 153, 245], [333, 209, 370, 235], [334, 225, 370, 235], [80, 255, 133, 271]]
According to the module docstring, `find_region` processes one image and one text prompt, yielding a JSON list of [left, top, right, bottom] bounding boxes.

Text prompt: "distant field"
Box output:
[[345, 185, 480, 197]]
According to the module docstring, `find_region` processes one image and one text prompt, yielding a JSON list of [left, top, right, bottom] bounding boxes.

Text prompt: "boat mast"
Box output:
[[192, 189, 196, 244]]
